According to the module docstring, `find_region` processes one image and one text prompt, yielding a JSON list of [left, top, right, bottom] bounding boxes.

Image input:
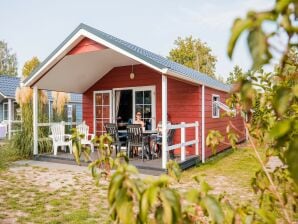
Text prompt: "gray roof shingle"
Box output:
[[24, 23, 230, 92], [0, 75, 20, 98]]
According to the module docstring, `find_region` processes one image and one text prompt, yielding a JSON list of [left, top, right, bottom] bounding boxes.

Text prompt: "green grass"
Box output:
[[0, 142, 22, 170], [181, 146, 263, 203], [0, 165, 110, 223]]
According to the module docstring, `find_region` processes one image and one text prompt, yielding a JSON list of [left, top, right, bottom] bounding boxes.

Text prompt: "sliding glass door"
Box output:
[[113, 86, 156, 130], [134, 89, 154, 130]]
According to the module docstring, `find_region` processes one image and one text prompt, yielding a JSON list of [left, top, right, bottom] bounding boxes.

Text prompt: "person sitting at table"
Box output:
[[131, 111, 145, 156], [134, 111, 145, 130]]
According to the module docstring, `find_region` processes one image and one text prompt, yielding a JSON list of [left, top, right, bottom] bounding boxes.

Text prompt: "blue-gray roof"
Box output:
[[80, 24, 230, 92], [0, 75, 81, 102], [0, 75, 20, 98], [24, 23, 230, 92]]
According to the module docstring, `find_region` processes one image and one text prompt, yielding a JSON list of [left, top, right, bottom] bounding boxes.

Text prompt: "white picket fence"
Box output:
[[167, 121, 199, 162]]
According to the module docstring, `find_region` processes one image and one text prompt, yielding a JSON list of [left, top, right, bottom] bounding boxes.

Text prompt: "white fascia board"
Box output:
[[0, 91, 7, 99], [23, 30, 86, 87]]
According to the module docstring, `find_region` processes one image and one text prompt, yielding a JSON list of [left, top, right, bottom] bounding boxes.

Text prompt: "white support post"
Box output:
[[33, 86, 38, 155], [181, 122, 186, 161], [162, 74, 168, 169], [201, 85, 205, 163], [195, 121, 199, 155], [7, 99, 12, 140]]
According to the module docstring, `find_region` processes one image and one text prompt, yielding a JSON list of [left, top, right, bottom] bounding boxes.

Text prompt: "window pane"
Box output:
[[144, 91, 151, 104], [103, 93, 110, 105], [135, 105, 143, 117], [95, 94, 102, 105], [96, 106, 103, 118], [135, 91, 143, 104], [103, 106, 110, 118], [144, 105, 151, 118]]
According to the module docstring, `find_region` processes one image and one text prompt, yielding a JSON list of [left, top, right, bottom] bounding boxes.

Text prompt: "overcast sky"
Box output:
[[0, 0, 274, 79]]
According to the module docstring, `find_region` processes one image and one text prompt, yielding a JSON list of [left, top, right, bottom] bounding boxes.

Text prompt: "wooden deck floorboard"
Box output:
[[35, 150, 200, 175]]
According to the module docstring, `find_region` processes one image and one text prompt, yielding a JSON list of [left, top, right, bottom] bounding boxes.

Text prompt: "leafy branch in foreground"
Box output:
[[70, 128, 91, 165]]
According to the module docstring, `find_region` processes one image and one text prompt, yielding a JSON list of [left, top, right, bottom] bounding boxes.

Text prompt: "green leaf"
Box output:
[[270, 120, 291, 139], [248, 28, 272, 70], [285, 136, 298, 185], [201, 195, 224, 224], [108, 172, 124, 204], [275, 0, 291, 13], [228, 18, 253, 58], [272, 87, 293, 115], [200, 180, 213, 194]]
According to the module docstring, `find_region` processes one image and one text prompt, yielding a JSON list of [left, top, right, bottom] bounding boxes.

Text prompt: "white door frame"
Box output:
[[112, 85, 156, 130], [93, 90, 113, 135]]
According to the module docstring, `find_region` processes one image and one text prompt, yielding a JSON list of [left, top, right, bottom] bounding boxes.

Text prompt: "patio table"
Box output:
[[0, 124, 7, 138]]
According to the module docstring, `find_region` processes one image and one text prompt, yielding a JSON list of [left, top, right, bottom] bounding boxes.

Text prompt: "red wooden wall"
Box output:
[[203, 87, 246, 157], [68, 37, 107, 55], [82, 64, 245, 160]]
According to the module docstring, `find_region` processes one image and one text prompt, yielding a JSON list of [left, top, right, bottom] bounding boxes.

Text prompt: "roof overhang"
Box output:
[[23, 28, 165, 93], [23, 24, 230, 93]]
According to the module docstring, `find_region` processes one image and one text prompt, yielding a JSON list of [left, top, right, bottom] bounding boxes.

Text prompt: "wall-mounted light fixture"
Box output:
[[130, 64, 135, 79]]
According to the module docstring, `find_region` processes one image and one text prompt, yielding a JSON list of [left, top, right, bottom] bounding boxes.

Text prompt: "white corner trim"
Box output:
[[201, 85, 205, 163]]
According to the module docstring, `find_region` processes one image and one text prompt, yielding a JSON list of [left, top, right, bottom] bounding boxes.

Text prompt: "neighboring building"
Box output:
[[23, 23, 246, 169], [0, 75, 82, 138]]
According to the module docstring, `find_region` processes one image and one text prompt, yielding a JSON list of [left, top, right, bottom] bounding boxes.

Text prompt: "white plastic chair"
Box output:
[[76, 121, 95, 152], [50, 122, 72, 156]]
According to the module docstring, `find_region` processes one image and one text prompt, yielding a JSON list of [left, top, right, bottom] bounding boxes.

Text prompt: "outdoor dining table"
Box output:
[[118, 129, 158, 159]]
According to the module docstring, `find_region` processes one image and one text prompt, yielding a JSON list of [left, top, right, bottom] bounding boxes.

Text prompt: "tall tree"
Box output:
[[22, 56, 40, 78], [0, 40, 18, 76], [168, 36, 217, 78], [226, 65, 244, 84]]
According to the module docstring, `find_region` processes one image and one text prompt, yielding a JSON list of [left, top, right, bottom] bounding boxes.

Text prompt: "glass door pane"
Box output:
[[134, 90, 153, 130], [94, 91, 112, 136]]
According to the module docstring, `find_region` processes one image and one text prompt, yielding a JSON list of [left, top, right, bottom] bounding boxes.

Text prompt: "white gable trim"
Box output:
[[24, 29, 165, 87]]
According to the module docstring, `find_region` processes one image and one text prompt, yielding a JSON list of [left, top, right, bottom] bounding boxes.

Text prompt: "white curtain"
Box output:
[[115, 91, 121, 119]]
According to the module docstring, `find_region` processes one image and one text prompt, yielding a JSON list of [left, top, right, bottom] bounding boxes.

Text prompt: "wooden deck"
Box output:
[[35, 150, 200, 175]]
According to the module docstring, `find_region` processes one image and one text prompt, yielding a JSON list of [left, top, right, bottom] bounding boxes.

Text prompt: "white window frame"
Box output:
[[93, 90, 113, 135], [3, 102, 8, 120], [212, 94, 220, 118], [67, 105, 73, 119], [112, 85, 156, 130]]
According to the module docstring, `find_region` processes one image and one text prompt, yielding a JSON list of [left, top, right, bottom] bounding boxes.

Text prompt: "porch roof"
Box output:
[[23, 23, 230, 93]]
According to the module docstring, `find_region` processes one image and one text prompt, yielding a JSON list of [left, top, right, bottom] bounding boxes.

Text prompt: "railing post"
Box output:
[[7, 98, 12, 140], [195, 121, 199, 156], [181, 122, 186, 161], [33, 86, 38, 155], [161, 74, 168, 169]]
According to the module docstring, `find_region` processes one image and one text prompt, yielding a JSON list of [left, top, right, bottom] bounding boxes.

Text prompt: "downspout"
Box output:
[[201, 85, 205, 163]]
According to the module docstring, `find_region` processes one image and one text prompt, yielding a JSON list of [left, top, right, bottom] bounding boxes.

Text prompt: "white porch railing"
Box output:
[[0, 120, 22, 139], [166, 121, 199, 162], [37, 121, 80, 142], [214, 101, 236, 114]]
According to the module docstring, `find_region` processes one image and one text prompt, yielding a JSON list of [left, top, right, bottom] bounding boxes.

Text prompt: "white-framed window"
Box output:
[[67, 105, 73, 119], [3, 102, 8, 120], [212, 95, 220, 118]]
